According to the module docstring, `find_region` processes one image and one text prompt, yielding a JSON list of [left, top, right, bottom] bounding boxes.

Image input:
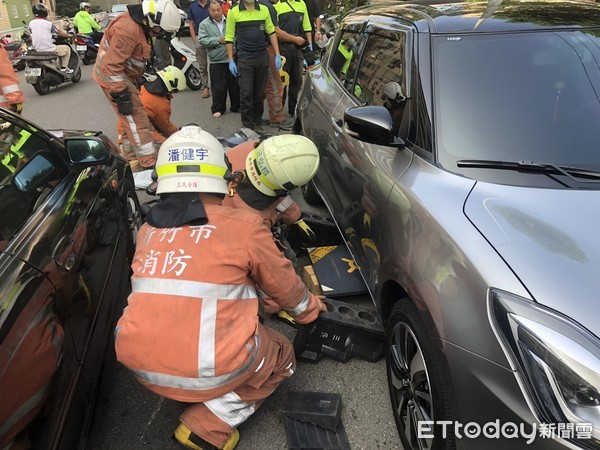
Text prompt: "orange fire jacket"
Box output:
[[0, 45, 24, 108], [139, 86, 178, 137], [115, 196, 321, 402]]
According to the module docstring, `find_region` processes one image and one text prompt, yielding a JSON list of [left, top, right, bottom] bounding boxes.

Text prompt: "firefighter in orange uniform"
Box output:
[[0, 45, 24, 114], [114, 125, 326, 450], [93, 0, 181, 170]]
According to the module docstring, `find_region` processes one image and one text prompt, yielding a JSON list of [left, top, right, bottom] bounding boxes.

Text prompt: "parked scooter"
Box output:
[[0, 33, 27, 71], [74, 32, 99, 65], [169, 33, 202, 91], [21, 35, 82, 95]]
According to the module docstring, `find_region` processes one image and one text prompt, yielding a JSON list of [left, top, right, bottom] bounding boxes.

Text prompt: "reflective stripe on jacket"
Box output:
[[0, 45, 24, 108], [224, 140, 301, 227], [115, 196, 321, 400], [93, 12, 150, 94]]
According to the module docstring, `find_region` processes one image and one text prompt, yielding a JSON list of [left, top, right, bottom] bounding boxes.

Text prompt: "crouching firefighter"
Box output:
[[114, 125, 327, 450], [223, 135, 319, 324]]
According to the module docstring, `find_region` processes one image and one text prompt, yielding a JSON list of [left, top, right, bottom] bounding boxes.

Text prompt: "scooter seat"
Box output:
[[3, 41, 21, 51], [21, 52, 57, 61]]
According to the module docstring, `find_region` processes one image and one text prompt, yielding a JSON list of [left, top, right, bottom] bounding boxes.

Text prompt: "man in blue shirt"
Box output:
[[188, 0, 212, 97]]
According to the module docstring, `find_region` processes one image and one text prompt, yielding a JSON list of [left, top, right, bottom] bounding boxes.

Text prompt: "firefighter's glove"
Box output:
[[295, 219, 316, 242], [228, 60, 238, 77], [10, 103, 23, 114], [275, 53, 282, 71], [111, 89, 133, 116]]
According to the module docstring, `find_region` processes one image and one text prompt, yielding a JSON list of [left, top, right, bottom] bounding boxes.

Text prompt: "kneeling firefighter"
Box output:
[[114, 125, 326, 450], [223, 135, 320, 323]]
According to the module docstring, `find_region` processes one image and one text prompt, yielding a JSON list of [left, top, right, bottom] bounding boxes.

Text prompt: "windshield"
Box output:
[[434, 31, 600, 172], [111, 4, 128, 13]]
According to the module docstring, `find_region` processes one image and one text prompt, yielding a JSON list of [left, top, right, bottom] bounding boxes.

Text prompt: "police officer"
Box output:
[[225, 0, 281, 130]]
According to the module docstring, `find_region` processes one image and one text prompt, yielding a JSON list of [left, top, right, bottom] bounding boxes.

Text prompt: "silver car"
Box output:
[[296, 1, 600, 449]]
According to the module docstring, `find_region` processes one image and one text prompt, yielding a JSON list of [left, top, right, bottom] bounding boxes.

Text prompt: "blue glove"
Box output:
[[303, 59, 308, 68], [275, 54, 282, 71], [228, 60, 238, 77], [314, 59, 321, 65], [308, 44, 313, 51]]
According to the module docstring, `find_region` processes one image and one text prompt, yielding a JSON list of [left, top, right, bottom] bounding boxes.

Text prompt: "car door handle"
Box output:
[[52, 235, 76, 272], [331, 117, 343, 134]]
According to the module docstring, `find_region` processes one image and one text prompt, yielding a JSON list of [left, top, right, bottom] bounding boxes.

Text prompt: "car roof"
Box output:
[[348, 0, 600, 34]]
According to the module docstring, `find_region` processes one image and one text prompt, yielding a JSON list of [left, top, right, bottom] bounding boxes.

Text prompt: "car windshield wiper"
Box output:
[[456, 159, 600, 183]]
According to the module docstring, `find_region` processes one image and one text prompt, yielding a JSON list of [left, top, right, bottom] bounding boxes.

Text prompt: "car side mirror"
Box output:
[[64, 137, 110, 165], [13, 153, 57, 192], [344, 106, 405, 148]]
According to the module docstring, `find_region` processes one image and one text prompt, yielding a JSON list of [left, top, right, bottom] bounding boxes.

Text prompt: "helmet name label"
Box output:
[[168, 147, 210, 161]]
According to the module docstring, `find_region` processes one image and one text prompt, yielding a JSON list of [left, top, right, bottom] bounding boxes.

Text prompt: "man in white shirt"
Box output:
[[29, 4, 73, 73]]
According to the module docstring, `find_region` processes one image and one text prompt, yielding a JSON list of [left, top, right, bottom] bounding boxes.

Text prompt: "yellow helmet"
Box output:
[[245, 135, 319, 197], [157, 65, 186, 92], [155, 126, 228, 195]]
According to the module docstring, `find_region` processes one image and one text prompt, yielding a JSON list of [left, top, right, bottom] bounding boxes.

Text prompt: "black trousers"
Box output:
[[280, 45, 304, 116], [238, 53, 269, 127], [210, 62, 240, 114]]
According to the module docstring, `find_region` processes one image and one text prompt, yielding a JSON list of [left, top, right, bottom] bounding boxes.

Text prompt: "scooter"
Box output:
[[169, 33, 202, 91], [1, 33, 27, 71], [74, 33, 99, 65], [21, 35, 82, 95]]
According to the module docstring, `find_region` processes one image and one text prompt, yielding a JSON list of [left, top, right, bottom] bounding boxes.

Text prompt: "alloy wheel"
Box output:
[[388, 321, 434, 450]]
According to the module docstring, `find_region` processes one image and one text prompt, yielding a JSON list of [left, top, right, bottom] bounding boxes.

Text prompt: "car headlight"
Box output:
[[490, 289, 600, 448]]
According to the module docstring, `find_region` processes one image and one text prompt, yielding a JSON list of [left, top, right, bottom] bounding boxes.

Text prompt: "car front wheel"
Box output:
[[386, 300, 455, 450]]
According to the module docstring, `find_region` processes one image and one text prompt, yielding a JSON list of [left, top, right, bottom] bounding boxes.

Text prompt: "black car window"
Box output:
[[434, 31, 600, 171], [0, 122, 61, 243], [354, 31, 407, 136]]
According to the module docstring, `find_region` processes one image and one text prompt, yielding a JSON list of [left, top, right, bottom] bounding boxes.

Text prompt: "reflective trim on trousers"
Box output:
[[2, 84, 21, 95], [204, 391, 257, 428], [131, 334, 259, 391], [132, 277, 258, 300], [285, 288, 310, 316], [0, 383, 50, 442], [126, 114, 142, 147]]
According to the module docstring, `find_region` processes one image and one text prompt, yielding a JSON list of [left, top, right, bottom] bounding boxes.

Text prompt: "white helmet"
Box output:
[[157, 65, 186, 92], [79, 2, 91, 10], [382, 81, 406, 104], [155, 126, 228, 195], [245, 135, 320, 197], [142, 0, 182, 32]]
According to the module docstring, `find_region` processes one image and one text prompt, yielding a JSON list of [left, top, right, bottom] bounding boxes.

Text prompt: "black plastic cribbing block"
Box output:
[[293, 297, 385, 363], [284, 391, 342, 431], [285, 417, 350, 450]]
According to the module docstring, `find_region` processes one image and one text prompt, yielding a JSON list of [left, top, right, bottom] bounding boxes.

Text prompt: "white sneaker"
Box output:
[[60, 67, 74, 74]]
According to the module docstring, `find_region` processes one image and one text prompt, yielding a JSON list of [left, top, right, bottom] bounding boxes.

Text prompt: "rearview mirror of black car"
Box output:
[[64, 137, 110, 165], [344, 106, 405, 149], [13, 153, 56, 192]]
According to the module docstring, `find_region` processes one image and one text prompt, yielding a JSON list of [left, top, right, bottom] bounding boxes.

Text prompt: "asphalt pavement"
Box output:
[[18, 46, 399, 450]]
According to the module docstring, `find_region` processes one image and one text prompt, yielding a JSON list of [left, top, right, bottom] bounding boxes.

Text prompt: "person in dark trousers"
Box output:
[[225, 0, 281, 130], [303, 0, 321, 46], [272, 0, 312, 117], [188, 0, 212, 98], [199, 1, 240, 117]]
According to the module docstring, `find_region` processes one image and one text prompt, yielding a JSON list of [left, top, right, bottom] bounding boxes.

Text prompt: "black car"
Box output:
[[297, 1, 600, 449], [0, 109, 141, 449]]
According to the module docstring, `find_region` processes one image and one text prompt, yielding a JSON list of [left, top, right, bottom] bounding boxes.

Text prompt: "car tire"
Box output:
[[301, 180, 322, 206], [185, 66, 202, 91], [124, 180, 142, 262], [33, 77, 50, 95], [386, 300, 455, 450]]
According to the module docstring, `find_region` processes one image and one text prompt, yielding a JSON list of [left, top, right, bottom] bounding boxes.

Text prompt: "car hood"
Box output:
[[46, 129, 101, 140], [464, 183, 600, 337]]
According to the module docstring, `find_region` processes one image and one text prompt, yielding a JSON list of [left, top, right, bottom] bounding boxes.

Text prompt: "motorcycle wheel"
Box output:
[[33, 77, 50, 95], [185, 66, 202, 91], [72, 67, 82, 83]]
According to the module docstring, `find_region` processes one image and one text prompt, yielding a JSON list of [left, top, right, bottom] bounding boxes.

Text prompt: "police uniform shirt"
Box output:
[[273, 0, 311, 37], [225, 0, 276, 60]]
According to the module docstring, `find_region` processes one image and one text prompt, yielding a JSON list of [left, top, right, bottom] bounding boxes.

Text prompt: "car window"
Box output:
[[354, 31, 407, 136], [0, 120, 62, 243], [434, 30, 600, 171], [330, 29, 362, 93]]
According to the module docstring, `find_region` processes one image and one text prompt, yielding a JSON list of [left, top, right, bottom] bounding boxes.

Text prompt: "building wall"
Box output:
[[0, 3, 13, 33], [6, 0, 32, 28]]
